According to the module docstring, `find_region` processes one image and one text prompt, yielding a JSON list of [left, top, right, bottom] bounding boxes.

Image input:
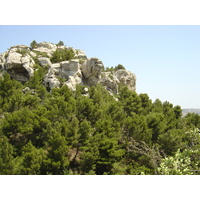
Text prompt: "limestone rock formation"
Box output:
[[38, 57, 52, 67], [0, 42, 136, 94], [100, 72, 120, 94], [115, 69, 136, 91], [33, 42, 57, 57], [0, 45, 35, 82]]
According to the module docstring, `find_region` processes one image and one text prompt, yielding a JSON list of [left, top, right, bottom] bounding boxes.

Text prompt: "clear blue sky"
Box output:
[[0, 25, 200, 108]]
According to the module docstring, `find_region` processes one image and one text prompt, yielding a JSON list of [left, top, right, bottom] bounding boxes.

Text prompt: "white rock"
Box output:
[[0, 43, 137, 94], [37, 42, 57, 50], [75, 49, 87, 59], [22, 87, 31, 93], [100, 72, 119, 93], [38, 57, 52, 67], [51, 63, 61, 68], [3, 51, 35, 82], [60, 59, 80, 77], [6, 52, 22, 64], [65, 75, 82, 91], [33, 42, 57, 57], [46, 77, 60, 89], [57, 46, 66, 50], [81, 57, 103, 79], [50, 63, 61, 75], [0, 51, 8, 63], [115, 69, 136, 91], [30, 51, 37, 57], [83, 87, 89, 93], [44, 70, 60, 89]]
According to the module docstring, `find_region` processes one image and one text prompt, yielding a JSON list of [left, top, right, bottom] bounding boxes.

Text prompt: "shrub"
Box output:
[[50, 49, 75, 63], [114, 64, 125, 70], [33, 51, 49, 58], [30, 40, 38, 49], [57, 41, 64, 46], [103, 64, 126, 72], [16, 49, 29, 57]]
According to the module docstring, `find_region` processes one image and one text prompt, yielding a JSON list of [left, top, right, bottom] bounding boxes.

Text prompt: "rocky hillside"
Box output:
[[182, 109, 200, 116], [0, 42, 136, 93]]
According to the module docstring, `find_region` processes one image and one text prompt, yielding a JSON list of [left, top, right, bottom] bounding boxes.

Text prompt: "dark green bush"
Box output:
[[57, 41, 64, 46], [16, 49, 29, 57], [33, 51, 49, 58], [114, 64, 125, 70], [30, 40, 38, 49], [50, 49, 75, 63]]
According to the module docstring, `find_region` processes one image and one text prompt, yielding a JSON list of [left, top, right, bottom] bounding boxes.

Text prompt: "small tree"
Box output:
[[0, 135, 15, 174], [114, 64, 125, 71], [57, 41, 64, 46], [20, 141, 46, 175], [30, 40, 38, 49]]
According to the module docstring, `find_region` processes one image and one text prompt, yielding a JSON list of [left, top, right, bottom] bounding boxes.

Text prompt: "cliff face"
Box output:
[[0, 42, 136, 93]]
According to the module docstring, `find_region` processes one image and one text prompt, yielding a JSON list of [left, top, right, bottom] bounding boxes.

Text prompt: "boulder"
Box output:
[[81, 57, 103, 79], [81, 57, 104, 86], [115, 69, 136, 91], [4, 49, 35, 82], [100, 72, 119, 93], [48, 63, 61, 76], [44, 69, 60, 89], [75, 49, 87, 59], [65, 75, 83, 91], [30, 51, 37, 57], [38, 57, 52, 67], [6, 52, 22, 65], [60, 59, 80, 77]]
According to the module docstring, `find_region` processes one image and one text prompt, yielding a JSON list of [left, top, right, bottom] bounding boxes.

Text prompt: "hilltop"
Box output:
[[0, 41, 136, 94], [182, 109, 200, 116]]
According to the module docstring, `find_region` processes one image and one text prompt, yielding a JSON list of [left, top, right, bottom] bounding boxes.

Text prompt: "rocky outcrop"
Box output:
[[115, 69, 136, 91], [1, 46, 35, 82], [0, 42, 136, 94], [81, 57, 104, 86], [33, 42, 57, 57], [44, 59, 83, 90], [100, 70, 136, 93], [100, 72, 120, 94], [38, 57, 52, 67]]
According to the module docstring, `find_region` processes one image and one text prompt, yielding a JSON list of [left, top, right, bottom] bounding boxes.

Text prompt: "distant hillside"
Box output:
[[182, 109, 200, 116]]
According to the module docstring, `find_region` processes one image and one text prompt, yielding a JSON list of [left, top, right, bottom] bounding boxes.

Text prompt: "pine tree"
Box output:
[[0, 135, 15, 174]]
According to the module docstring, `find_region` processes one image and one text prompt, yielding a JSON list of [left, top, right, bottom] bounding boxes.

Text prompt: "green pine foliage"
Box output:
[[50, 48, 75, 63], [30, 40, 38, 49], [0, 71, 200, 175]]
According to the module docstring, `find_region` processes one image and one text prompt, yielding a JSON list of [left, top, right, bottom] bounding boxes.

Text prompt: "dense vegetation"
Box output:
[[103, 64, 126, 72], [50, 48, 75, 63], [0, 66, 200, 175]]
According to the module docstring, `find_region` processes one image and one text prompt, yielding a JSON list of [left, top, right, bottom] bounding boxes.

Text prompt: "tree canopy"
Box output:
[[0, 71, 199, 175]]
